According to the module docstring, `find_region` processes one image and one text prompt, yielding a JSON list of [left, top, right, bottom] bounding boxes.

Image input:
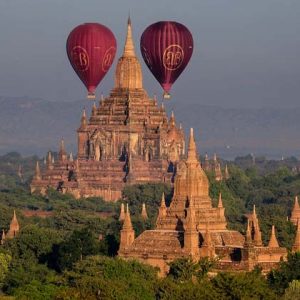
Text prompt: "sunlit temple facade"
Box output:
[[30, 20, 185, 201], [119, 129, 300, 275]]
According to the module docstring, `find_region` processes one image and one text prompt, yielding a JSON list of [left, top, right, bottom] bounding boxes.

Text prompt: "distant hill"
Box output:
[[0, 96, 299, 159]]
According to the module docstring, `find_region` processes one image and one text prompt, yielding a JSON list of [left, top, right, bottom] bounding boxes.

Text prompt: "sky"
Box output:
[[0, 0, 300, 109]]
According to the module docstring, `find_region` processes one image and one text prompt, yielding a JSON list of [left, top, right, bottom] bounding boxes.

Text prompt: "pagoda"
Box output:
[[30, 19, 185, 201], [119, 129, 287, 275]]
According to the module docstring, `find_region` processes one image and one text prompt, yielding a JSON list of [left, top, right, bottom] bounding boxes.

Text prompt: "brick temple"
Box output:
[[30, 19, 185, 201], [118, 129, 300, 275]]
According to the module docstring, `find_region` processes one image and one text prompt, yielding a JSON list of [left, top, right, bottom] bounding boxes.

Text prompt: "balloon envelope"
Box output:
[[66, 23, 117, 98], [140, 21, 193, 97]]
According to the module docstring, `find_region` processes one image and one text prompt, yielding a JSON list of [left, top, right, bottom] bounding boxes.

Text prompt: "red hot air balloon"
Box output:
[[140, 21, 193, 99], [66, 23, 117, 99]]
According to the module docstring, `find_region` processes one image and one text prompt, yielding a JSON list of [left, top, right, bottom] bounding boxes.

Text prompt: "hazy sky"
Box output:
[[0, 0, 300, 109]]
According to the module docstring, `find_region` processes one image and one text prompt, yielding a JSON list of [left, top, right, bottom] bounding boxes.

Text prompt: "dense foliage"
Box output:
[[0, 152, 300, 298]]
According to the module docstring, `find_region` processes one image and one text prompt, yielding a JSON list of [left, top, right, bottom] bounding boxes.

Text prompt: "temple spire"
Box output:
[[253, 204, 257, 219], [47, 151, 53, 170], [119, 204, 135, 252], [252, 205, 263, 246], [80, 108, 87, 128], [292, 219, 300, 252], [34, 161, 41, 181], [123, 16, 135, 57], [187, 128, 198, 163], [7, 210, 20, 239], [268, 225, 279, 248], [141, 203, 148, 220], [59, 139, 67, 161], [123, 204, 133, 230], [169, 111, 176, 126], [156, 193, 167, 226], [224, 164, 230, 180], [291, 196, 300, 225], [244, 219, 252, 246], [218, 192, 223, 208], [119, 203, 125, 221]]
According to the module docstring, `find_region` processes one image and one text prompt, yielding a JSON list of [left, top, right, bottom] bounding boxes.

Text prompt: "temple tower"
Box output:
[[291, 196, 300, 225], [30, 19, 185, 201], [268, 225, 279, 248], [119, 203, 125, 221], [6, 210, 20, 239], [119, 205, 135, 251]]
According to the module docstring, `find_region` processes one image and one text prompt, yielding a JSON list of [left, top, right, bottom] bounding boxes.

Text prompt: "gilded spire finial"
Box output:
[[123, 17, 135, 57]]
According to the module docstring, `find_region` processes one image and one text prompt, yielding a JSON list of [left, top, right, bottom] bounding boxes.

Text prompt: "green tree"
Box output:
[[268, 252, 300, 295], [0, 253, 12, 288], [52, 228, 100, 272], [284, 280, 300, 300]]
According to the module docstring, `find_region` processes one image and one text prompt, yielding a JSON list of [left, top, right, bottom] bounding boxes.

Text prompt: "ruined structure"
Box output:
[[119, 129, 289, 275], [30, 19, 185, 201]]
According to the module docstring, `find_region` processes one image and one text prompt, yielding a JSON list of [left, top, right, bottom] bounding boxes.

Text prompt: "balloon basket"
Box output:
[[163, 92, 171, 100], [87, 93, 96, 100]]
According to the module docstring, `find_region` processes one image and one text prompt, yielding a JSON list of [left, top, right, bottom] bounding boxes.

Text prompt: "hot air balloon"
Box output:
[[140, 21, 193, 99], [66, 23, 117, 99]]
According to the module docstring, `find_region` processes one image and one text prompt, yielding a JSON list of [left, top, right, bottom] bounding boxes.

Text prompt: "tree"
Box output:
[[284, 280, 300, 300], [167, 257, 216, 282], [3, 225, 63, 264], [268, 252, 300, 295], [60, 256, 157, 300], [0, 253, 12, 288], [212, 271, 276, 300], [52, 228, 100, 272]]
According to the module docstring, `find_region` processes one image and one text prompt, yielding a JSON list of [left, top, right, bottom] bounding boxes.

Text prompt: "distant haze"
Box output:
[[0, 1, 300, 156]]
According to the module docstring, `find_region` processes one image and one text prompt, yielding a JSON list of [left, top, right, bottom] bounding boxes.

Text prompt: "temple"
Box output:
[[291, 196, 300, 225], [1, 210, 20, 244], [118, 129, 290, 275], [30, 19, 185, 201]]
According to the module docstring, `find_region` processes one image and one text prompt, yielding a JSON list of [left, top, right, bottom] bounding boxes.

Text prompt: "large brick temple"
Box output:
[[118, 128, 300, 275], [30, 19, 185, 201]]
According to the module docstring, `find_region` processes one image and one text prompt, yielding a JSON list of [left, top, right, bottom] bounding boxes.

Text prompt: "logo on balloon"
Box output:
[[163, 45, 184, 71], [102, 47, 116, 72], [71, 46, 89, 72]]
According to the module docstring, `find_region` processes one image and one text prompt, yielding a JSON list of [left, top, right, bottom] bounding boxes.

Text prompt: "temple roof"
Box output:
[[125, 229, 245, 256]]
